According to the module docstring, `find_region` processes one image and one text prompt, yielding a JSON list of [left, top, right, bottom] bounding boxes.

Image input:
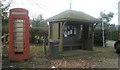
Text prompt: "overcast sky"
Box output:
[[4, 0, 120, 25]]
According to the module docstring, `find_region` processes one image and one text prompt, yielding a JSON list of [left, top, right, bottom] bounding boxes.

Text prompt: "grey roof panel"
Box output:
[[47, 10, 101, 23]]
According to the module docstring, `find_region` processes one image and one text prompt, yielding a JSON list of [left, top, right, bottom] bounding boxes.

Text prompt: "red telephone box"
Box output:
[[8, 8, 30, 61]]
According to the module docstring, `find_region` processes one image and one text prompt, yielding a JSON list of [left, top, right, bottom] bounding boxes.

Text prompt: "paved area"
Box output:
[[106, 40, 116, 47]]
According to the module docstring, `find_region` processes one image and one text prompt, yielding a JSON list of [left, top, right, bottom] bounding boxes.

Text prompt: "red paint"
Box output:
[[8, 8, 30, 61]]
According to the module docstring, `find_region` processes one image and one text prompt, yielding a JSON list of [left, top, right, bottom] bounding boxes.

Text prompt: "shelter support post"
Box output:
[[59, 22, 66, 52]]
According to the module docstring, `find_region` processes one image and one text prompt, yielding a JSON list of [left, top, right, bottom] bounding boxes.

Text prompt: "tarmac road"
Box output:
[[106, 40, 116, 47]]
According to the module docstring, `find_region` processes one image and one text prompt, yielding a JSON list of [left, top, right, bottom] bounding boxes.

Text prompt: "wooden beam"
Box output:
[[59, 21, 66, 52]]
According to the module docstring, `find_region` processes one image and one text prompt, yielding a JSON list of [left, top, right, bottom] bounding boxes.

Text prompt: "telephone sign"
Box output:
[[8, 8, 30, 61]]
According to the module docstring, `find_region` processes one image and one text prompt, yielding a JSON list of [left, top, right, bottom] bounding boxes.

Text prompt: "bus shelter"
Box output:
[[47, 10, 101, 52]]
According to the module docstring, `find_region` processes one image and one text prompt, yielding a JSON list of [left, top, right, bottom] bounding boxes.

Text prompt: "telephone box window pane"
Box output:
[[15, 33, 23, 36], [15, 37, 23, 40], [15, 45, 23, 47], [15, 28, 24, 31], [15, 45, 23, 48], [15, 19, 24, 23], [15, 42, 24, 46], [15, 23, 24, 27], [15, 42, 23, 44], [12, 12, 26, 15], [15, 48, 23, 52], [15, 44, 23, 47]]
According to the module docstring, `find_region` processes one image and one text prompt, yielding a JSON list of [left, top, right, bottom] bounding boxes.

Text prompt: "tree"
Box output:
[[100, 11, 115, 41], [100, 11, 114, 22], [31, 14, 48, 28], [1, 0, 12, 20], [1, 0, 12, 43], [1, 0, 12, 26], [30, 14, 48, 44], [94, 11, 114, 46]]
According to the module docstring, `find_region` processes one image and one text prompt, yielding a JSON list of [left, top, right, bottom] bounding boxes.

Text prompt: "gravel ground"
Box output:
[[55, 47, 118, 68], [2, 41, 119, 69]]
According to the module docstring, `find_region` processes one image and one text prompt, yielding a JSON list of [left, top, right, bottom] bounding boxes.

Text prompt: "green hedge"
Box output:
[[2, 25, 48, 45], [30, 27, 48, 44], [106, 31, 118, 41], [94, 29, 118, 46], [94, 29, 107, 46]]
